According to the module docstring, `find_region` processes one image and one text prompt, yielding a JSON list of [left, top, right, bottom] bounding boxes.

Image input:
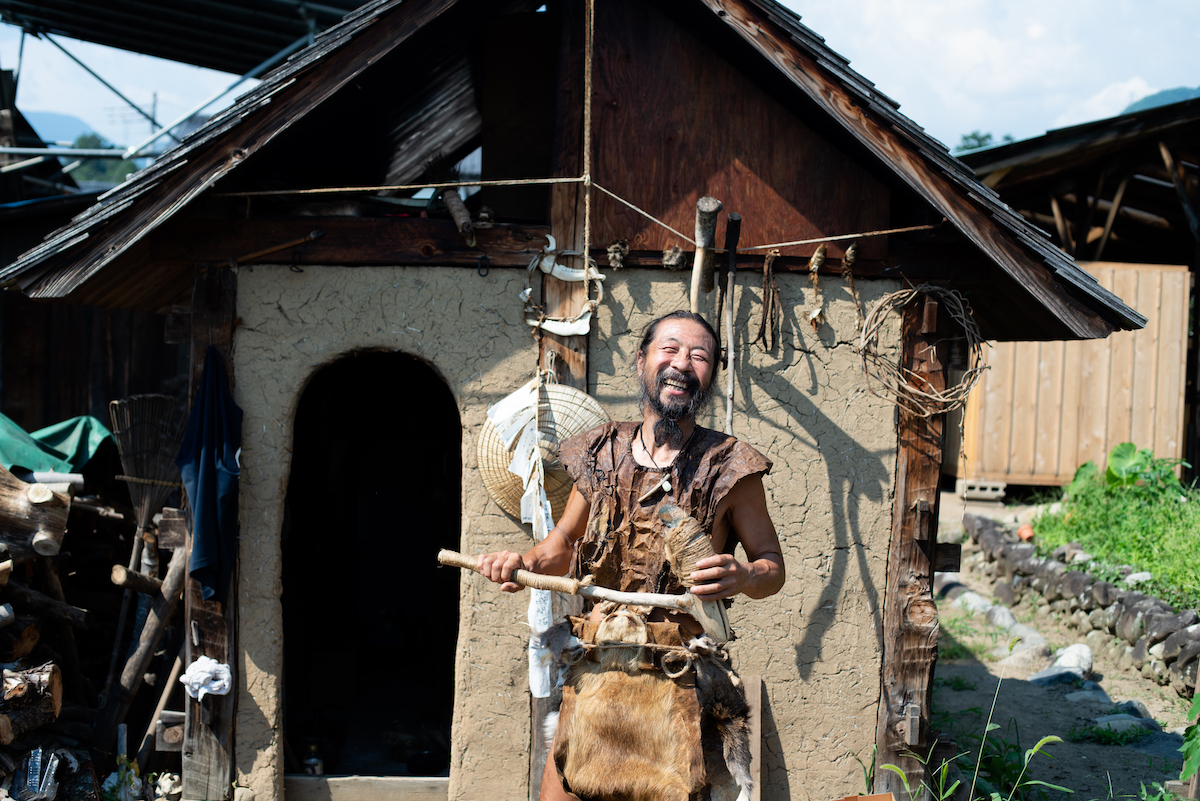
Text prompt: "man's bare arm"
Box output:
[[688, 474, 785, 601], [477, 485, 591, 592]]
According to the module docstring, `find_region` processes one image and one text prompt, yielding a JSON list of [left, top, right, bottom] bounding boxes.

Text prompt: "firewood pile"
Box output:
[[0, 451, 187, 801]]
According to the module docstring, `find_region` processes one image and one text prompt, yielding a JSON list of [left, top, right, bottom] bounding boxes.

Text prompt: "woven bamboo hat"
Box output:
[[478, 383, 609, 523]]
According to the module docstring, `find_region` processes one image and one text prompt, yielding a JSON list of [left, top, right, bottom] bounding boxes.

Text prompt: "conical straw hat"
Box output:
[[478, 382, 609, 525]]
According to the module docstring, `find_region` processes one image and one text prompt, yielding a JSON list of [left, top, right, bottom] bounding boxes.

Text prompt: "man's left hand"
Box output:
[[688, 554, 750, 600]]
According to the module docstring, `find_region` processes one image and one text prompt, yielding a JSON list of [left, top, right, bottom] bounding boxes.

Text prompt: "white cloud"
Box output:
[[1052, 77, 1157, 129], [788, 0, 1200, 145]]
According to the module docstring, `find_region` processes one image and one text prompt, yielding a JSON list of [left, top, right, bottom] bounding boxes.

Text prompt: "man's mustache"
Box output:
[[656, 369, 700, 394]]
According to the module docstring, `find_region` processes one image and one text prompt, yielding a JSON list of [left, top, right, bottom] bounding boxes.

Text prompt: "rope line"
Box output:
[[592, 182, 697, 245], [739, 222, 941, 251]]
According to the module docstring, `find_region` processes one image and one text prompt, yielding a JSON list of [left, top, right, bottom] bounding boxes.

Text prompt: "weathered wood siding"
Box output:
[[590, 0, 890, 261], [956, 262, 1189, 485]]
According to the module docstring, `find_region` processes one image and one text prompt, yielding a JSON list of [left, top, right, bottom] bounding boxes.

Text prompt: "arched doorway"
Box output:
[[282, 350, 460, 776]]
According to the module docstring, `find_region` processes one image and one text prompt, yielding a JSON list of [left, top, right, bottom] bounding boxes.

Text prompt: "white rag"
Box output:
[[179, 655, 232, 701]]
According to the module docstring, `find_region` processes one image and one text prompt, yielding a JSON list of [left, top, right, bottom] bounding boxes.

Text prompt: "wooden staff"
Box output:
[[438, 549, 731, 643], [723, 213, 741, 435], [689, 196, 722, 313]]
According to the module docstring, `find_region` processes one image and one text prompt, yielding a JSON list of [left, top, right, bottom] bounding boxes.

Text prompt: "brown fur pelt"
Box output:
[[550, 611, 753, 801]]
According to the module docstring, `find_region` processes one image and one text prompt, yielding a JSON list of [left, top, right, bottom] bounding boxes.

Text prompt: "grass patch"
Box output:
[[1032, 446, 1200, 610], [934, 675, 979, 691], [1066, 724, 1149, 746]]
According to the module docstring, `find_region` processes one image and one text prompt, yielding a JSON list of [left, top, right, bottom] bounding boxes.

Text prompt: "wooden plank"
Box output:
[[1008, 340, 1039, 477], [1129, 269, 1160, 452], [590, 0, 889, 261], [181, 266, 238, 801], [1107, 269, 1138, 447], [1033, 340, 1065, 478], [978, 341, 1014, 478], [1157, 269, 1190, 460], [875, 298, 946, 800], [1058, 334, 1086, 476], [1076, 268, 1113, 470], [283, 776, 448, 801]]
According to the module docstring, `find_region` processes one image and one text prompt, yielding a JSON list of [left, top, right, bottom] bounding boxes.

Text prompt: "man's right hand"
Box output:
[[477, 550, 527, 593]]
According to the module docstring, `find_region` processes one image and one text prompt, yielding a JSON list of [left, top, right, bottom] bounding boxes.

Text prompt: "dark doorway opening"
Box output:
[[282, 350, 460, 776]]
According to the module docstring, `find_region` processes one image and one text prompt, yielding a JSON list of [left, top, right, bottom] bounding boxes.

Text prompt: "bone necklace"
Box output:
[[635, 426, 678, 503]]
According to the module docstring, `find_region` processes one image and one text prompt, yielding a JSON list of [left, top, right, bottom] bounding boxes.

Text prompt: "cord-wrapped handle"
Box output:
[[437, 549, 581, 595]]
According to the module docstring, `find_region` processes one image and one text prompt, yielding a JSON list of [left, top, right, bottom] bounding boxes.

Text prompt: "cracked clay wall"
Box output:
[[230, 264, 901, 801], [232, 265, 542, 801], [592, 271, 902, 798]]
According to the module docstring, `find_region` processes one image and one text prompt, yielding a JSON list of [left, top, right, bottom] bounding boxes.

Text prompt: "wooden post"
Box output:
[[543, 0, 589, 392], [874, 295, 947, 800], [531, 4, 589, 797], [182, 265, 238, 800]]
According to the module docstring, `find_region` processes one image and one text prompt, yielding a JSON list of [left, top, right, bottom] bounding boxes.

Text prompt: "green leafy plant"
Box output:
[[1067, 724, 1149, 747], [879, 744, 966, 801], [1136, 781, 1172, 801], [1036, 443, 1200, 609], [1179, 694, 1200, 783], [850, 744, 876, 794]]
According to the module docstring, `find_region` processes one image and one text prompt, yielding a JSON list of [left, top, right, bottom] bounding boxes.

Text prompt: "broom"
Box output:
[[103, 394, 188, 706]]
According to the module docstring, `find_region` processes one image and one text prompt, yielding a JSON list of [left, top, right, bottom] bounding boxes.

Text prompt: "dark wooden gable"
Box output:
[[589, 0, 888, 261]]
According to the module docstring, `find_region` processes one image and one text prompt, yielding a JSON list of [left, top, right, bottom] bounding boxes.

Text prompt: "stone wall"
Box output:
[[231, 264, 902, 800]]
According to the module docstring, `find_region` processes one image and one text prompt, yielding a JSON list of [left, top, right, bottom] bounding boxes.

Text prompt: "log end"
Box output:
[[31, 530, 62, 556], [25, 485, 53, 505]]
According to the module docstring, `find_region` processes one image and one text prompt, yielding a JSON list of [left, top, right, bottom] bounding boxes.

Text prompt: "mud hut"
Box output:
[[0, 1, 1143, 799]]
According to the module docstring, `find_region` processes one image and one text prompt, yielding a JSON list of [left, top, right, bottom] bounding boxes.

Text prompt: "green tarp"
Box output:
[[0, 413, 112, 473]]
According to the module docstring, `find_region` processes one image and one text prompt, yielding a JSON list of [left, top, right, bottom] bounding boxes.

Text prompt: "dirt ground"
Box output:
[[931, 498, 1193, 800]]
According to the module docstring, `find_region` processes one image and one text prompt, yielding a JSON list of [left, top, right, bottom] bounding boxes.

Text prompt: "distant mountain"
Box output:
[[23, 112, 97, 145], [1122, 87, 1200, 114]]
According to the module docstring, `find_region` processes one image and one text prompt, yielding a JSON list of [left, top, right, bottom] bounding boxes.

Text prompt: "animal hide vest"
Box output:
[[559, 421, 771, 601], [549, 422, 769, 801]]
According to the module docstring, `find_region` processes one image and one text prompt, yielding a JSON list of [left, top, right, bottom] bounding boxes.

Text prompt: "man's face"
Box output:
[[637, 319, 716, 424]]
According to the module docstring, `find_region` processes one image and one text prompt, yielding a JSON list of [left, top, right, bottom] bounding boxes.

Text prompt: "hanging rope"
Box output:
[[858, 285, 987, 418], [751, 249, 782, 352]]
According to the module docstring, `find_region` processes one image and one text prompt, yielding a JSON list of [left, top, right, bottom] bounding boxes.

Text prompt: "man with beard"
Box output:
[[479, 310, 783, 801]]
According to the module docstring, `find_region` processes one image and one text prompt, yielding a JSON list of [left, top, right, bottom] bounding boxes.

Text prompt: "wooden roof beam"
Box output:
[[1160, 141, 1200, 245], [704, 0, 1121, 339]]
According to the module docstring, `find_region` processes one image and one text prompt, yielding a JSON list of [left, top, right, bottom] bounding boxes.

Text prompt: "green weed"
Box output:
[[1034, 443, 1200, 609], [1067, 724, 1149, 747]]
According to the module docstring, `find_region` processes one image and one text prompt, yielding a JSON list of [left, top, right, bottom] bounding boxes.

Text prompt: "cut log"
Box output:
[[0, 662, 62, 745], [0, 617, 39, 660], [0, 467, 70, 562], [92, 545, 187, 748], [111, 565, 163, 595], [688, 196, 722, 312], [3, 582, 90, 629]]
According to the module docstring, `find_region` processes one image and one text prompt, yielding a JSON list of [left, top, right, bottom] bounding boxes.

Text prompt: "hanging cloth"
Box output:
[[176, 347, 243, 602]]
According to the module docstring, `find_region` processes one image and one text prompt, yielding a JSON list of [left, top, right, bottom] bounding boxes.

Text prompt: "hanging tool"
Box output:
[[723, 213, 741, 435]]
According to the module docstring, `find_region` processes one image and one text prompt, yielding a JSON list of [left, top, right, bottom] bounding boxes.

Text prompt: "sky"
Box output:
[[3, 1, 1200, 151]]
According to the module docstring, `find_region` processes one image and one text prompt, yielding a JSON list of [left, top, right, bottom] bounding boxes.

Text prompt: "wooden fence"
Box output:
[[951, 261, 1191, 486]]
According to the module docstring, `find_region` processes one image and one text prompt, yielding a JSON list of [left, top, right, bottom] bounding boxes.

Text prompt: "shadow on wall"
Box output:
[[734, 285, 891, 675]]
